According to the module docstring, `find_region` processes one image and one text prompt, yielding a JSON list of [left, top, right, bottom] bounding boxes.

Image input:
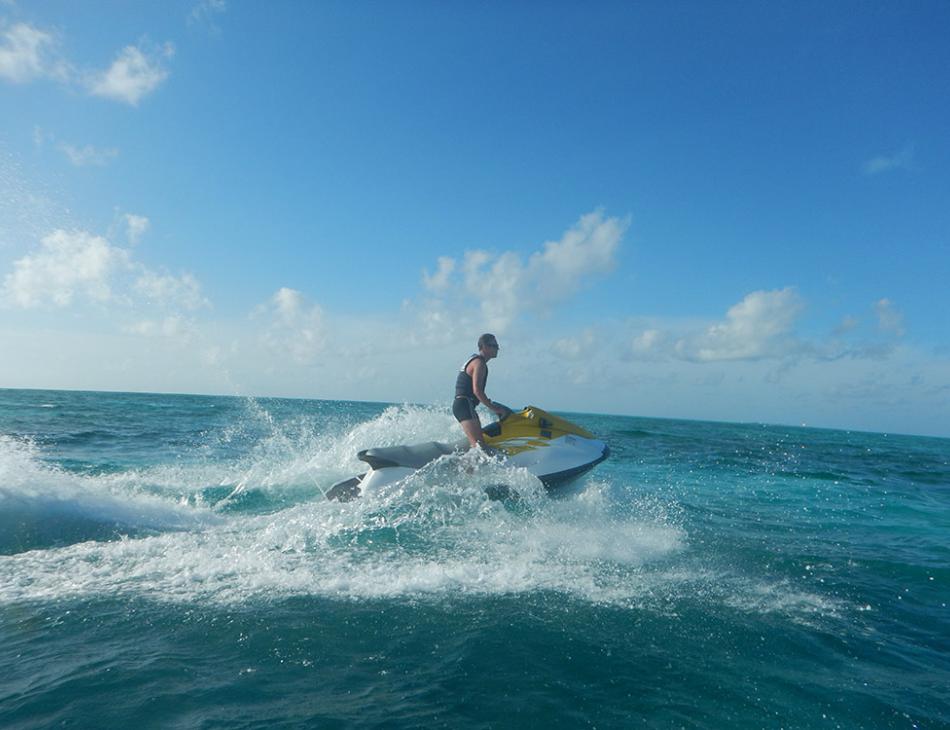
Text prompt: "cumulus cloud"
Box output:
[[422, 209, 628, 331], [87, 42, 174, 106], [58, 142, 119, 167], [532, 209, 623, 285], [1, 229, 131, 308], [875, 298, 905, 337], [2, 225, 209, 322], [258, 287, 327, 364], [862, 144, 914, 176], [675, 288, 804, 362], [0, 21, 67, 83], [272, 287, 305, 319], [622, 290, 811, 364]]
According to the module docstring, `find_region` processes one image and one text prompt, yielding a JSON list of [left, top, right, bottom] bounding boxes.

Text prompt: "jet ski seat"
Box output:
[[358, 440, 466, 470]]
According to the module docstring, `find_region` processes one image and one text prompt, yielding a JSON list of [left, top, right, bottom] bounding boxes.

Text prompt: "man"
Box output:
[[453, 333, 511, 447]]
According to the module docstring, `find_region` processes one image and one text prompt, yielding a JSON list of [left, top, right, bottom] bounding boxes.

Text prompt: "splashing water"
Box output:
[[2, 390, 947, 728]]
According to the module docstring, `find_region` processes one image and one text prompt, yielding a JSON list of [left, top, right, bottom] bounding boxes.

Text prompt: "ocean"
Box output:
[[1, 388, 947, 729]]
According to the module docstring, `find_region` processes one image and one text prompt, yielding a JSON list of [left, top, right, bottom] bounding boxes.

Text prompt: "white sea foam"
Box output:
[[208, 402, 462, 507], [0, 423, 686, 607], [0, 435, 218, 552], [0, 406, 839, 625], [722, 576, 845, 623], [0, 498, 686, 608]]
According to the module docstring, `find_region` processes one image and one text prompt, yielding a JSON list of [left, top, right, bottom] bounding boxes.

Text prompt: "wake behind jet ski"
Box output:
[[326, 406, 609, 502]]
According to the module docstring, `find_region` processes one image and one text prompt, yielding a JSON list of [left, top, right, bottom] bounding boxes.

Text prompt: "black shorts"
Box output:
[[452, 397, 478, 423]]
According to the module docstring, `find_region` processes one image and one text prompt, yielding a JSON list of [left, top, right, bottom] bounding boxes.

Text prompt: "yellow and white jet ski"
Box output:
[[326, 406, 609, 501]]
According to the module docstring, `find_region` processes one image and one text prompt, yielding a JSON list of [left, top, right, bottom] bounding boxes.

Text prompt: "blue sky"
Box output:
[[1, 0, 948, 437]]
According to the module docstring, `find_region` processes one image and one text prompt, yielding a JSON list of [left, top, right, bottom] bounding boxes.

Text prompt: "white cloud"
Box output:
[[258, 287, 327, 364], [421, 210, 628, 331], [674, 288, 804, 362], [551, 329, 598, 361], [2, 22, 174, 104], [124, 214, 150, 244], [58, 143, 119, 167], [87, 42, 174, 106], [832, 315, 859, 337], [134, 270, 208, 311], [531, 209, 623, 287], [124, 315, 192, 339], [272, 286, 305, 320], [875, 298, 905, 337], [631, 328, 667, 359], [188, 0, 227, 32], [862, 144, 914, 176], [465, 250, 523, 330], [422, 256, 455, 292], [1, 229, 131, 308], [1, 223, 211, 325], [0, 22, 66, 83], [620, 292, 809, 363]]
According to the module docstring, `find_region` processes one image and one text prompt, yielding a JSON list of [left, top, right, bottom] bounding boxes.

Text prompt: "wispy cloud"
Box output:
[[31, 127, 119, 166], [551, 329, 599, 361], [188, 0, 227, 33], [32, 125, 50, 147], [87, 41, 175, 106], [256, 287, 327, 364], [2, 20, 174, 105], [875, 298, 905, 337], [832, 315, 859, 337], [629, 328, 670, 361], [58, 142, 119, 167], [124, 214, 150, 244], [862, 143, 914, 176], [123, 315, 194, 339], [0, 21, 68, 83], [422, 256, 455, 293], [134, 270, 208, 311]]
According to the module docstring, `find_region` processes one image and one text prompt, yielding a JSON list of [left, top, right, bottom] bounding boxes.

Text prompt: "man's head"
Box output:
[[478, 333, 500, 356]]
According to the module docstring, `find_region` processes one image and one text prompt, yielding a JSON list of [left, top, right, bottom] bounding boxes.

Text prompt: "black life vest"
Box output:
[[454, 354, 487, 401]]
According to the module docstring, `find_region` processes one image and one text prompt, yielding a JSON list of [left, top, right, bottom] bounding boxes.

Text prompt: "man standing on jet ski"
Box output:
[[453, 333, 512, 447]]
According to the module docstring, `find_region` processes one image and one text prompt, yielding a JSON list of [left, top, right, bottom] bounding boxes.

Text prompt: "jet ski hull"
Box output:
[[326, 406, 608, 502]]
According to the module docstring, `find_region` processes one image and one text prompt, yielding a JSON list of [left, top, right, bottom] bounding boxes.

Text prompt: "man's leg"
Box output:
[[459, 417, 484, 448]]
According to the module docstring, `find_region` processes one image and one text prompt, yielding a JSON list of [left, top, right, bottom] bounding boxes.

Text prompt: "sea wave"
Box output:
[[0, 401, 851, 627], [0, 435, 218, 554]]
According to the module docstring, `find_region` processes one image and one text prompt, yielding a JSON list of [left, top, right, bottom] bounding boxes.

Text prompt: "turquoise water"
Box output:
[[1, 388, 948, 728]]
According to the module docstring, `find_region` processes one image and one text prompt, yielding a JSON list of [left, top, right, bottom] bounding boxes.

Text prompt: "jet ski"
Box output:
[[326, 406, 609, 501]]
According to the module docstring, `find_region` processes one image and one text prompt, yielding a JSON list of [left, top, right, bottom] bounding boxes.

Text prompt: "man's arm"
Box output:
[[471, 360, 508, 417]]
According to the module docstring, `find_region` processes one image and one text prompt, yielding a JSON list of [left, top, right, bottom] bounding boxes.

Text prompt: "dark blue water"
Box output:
[[1, 389, 948, 728]]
